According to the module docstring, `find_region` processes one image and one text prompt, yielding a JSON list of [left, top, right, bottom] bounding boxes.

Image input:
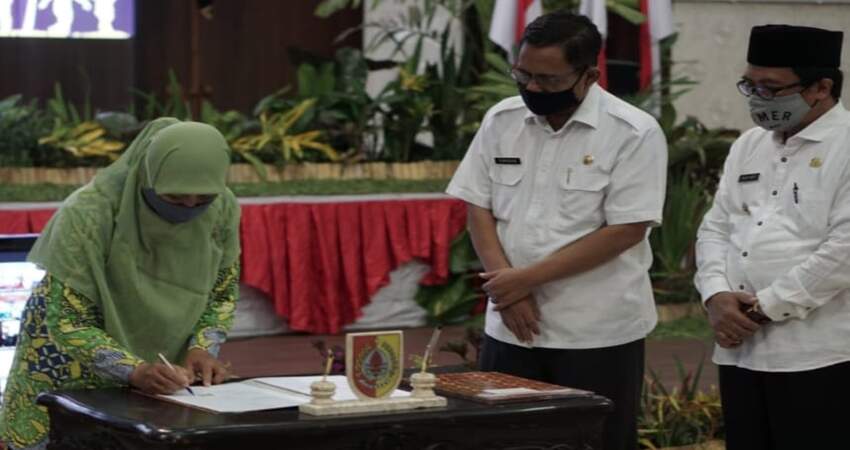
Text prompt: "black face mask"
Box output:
[[518, 72, 585, 116], [142, 188, 214, 224]]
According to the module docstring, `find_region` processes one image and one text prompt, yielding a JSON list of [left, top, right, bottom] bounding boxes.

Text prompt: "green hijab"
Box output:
[[29, 118, 241, 364]]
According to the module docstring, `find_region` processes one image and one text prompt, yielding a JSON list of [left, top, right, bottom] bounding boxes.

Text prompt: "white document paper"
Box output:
[[156, 375, 410, 413], [253, 375, 411, 401], [158, 382, 309, 413], [479, 387, 583, 397], [480, 387, 541, 397]]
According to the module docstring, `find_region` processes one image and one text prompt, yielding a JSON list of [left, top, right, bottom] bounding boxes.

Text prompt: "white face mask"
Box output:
[[748, 93, 812, 132]]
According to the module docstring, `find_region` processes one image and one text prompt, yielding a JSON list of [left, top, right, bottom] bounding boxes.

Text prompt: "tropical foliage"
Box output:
[[415, 231, 485, 325], [0, 95, 53, 167], [0, 0, 655, 170], [639, 358, 724, 449]]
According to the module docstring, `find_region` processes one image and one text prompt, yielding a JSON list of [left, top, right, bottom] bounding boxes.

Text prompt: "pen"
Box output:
[[421, 326, 443, 373], [793, 182, 799, 204], [157, 352, 195, 396], [322, 349, 334, 382]]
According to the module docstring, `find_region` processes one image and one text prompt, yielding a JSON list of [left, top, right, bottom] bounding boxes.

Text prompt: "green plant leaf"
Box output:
[[68, 103, 81, 124], [610, 0, 639, 9], [95, 111, 139, 137], [297, 63, 319, 98], [449, 230, 482, 274], [0, 94, 22, 112], [484, 51, 511, 73], [314, 0, 361, 18], [606, 0, 645, 25], [468, 84, 517, 97], [48, 83, 69, 123], [252, 87, 292, 117], [200, 100, 218, 124], [239, 151, 268, 181], [640, 358, 722, 447], [166, 69, 190, 120], [336, 47, 369, 94], [415, 274, 480, 325]]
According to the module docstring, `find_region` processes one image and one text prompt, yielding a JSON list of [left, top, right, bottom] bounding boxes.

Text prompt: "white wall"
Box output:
[[672, 0, 850, 130]]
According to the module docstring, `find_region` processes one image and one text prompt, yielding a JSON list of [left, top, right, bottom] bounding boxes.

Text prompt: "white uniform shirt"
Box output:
[[695, 103, 850, 372], [446, 84, 668, 349]]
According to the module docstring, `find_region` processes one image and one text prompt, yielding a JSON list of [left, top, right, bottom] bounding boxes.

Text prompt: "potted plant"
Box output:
[[639, 358, 724, 449]]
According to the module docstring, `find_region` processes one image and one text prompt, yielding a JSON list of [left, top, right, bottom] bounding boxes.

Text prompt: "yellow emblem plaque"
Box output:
[[346, 330, 403, 400]]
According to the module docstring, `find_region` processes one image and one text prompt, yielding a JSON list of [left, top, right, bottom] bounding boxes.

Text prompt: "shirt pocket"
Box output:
[[738, 182, 763, 214], [789, 187, 830, 235], [557, 166, 610, 224], [489, 163, 524, 220]]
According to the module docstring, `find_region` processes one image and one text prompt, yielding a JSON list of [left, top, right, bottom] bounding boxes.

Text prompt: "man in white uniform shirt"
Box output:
[[446, 11, 667, 450], [695, 25, 847, 450]]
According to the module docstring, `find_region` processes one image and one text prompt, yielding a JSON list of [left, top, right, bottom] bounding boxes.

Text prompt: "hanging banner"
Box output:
[[0, 0, 134, 39]]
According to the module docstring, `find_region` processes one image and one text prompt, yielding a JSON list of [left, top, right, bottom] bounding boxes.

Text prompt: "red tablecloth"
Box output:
[[0, 196, 467, 334]]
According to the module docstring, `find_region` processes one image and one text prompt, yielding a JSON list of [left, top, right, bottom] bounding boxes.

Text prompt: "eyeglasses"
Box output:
[[510, 67, 585, 91], [736, 79, 805, 100]]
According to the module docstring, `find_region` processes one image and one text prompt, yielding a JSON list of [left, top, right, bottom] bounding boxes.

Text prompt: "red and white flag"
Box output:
[[488, 0, 543, 61], [638, 0, 674, 92], [581, 0, 674, 95], [578, 0, 608, 89]]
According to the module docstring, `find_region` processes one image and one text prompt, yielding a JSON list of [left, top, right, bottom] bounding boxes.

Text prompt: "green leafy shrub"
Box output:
[[0, 95, 53, 167], [415, 230, 484, 325], [639, 358, 724, 449]]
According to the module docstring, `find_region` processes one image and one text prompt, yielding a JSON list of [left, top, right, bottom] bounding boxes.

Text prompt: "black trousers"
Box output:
[[719, 362, 850, 450], [479, 335, 644, 450]]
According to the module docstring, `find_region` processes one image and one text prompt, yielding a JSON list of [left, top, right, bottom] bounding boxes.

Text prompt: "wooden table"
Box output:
[[38, 385, 613, 449]]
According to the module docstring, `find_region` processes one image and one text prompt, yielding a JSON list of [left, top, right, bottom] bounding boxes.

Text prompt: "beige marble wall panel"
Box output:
[[673, 1, 850, 130]]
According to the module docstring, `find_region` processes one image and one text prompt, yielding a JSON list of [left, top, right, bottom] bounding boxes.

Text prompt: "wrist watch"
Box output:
[[743, 299, 772, 325]]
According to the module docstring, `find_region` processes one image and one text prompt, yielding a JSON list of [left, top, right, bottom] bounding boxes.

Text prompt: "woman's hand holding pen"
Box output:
[[184, 348, 230, 386], [129, 362, 193, 395]]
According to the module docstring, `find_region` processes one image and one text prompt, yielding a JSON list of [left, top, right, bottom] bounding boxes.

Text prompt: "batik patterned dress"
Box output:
[[0, 263, 239, 450]]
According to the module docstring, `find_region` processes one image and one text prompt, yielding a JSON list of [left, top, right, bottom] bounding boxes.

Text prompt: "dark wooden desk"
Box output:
[[38, 385, 613, 450]]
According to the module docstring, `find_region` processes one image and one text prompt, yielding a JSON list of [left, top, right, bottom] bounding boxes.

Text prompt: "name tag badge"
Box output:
[[494, 157, 521, 165], [738, 173, 760, 183]]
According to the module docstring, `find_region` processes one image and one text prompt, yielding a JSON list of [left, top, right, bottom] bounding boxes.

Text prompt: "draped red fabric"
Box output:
[[1, 198, 467, 334], [31, 210, 56, 231], [238, 198, 467, 333], [0, 209, 55, 233], [0, 211, 30, 233]]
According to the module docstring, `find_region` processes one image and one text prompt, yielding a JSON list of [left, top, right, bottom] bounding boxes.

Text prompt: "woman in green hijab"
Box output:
[[0, 118, 241, 450]]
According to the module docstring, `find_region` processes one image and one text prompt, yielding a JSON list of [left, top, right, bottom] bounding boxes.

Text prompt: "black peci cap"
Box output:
[[747, 25, 843, 68]]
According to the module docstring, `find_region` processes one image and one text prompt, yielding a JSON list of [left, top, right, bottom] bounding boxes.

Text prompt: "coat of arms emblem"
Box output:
[[346, 330, 403, 399]]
